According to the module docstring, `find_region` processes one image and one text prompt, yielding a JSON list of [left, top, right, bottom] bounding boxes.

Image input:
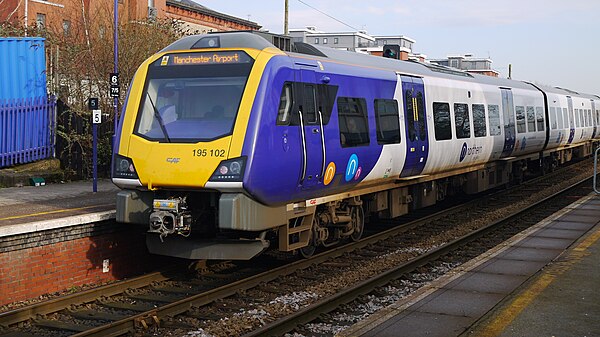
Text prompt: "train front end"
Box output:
[[112, 33, 283, 260]]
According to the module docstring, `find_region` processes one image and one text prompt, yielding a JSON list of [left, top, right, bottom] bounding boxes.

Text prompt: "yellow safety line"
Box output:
[[0, 204, 113, 221], [475, 226, 600, 337]]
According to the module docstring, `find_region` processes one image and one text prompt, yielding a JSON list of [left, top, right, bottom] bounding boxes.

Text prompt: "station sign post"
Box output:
[[88, 97, 100, 193]]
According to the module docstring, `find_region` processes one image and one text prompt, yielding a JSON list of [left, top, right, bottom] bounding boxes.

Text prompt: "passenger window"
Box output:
[[276, 83, 293, 125], [472, 104, 486, 137], [338, 97, 369, 147], [488, 104, 501, 136], [433, 102, 452, 140], [516, 106, 526, 133], [549, 107, 557, 130], [374, 99, 401, 145], [526, 106, 536, 132], [302, 84, 317, 124], [454, 103, 470, 139], [536, 106, 545, 131], [574, 109, 580, 127]]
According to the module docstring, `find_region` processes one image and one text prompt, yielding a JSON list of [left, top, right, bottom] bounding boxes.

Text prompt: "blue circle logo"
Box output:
[[345, 154, 359, 182], [459, 142, 468, 162]]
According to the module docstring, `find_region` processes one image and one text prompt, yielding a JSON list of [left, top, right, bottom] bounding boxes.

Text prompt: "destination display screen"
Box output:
[[158, 51, 252, 66]]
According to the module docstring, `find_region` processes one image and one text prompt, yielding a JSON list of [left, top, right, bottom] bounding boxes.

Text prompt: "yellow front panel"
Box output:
[[128, 136, 232, 189]]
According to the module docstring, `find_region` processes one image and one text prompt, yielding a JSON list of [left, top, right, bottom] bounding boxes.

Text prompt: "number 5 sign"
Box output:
[[92, 109, 102, 124]]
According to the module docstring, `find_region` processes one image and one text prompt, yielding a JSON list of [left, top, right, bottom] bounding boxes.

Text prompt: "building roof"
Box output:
[[290, 27, 375, 41], [373, 35, 416, 43], [166, 0, 261, 29]]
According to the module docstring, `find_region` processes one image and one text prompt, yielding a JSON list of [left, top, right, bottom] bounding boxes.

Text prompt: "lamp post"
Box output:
[[24, 0, 28, 36], [284, 0, 289, 35]]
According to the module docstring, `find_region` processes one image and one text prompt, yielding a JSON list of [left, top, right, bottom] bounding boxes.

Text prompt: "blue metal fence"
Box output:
[[0, 96, 56, 168]]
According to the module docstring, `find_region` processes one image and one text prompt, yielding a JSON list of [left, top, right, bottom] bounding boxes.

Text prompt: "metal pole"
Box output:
[[113, 0, 119, 134], [93, 123, 97, 192], [24, 0, 28, 36], [284, 0, 289, 35]]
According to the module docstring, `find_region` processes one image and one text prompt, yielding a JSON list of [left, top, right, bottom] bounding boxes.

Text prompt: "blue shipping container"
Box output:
[[0, 37, 47, 100], [0, 37, 55, 168]]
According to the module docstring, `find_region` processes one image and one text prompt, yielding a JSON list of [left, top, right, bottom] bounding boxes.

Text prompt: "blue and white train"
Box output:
[[112, 32, 600, 259]]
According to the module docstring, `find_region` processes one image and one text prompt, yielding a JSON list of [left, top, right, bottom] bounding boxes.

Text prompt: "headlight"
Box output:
[[209, 156, 246, 182], [113, 154, 138, 179]]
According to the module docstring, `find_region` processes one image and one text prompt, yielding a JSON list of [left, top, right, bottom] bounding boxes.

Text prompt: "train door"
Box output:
[[567, 96, 575, 144], [297, 68, 325, 188], [500, 88, 516, 158], [400, 76, 429, 177], [592, 100, 597, 139]]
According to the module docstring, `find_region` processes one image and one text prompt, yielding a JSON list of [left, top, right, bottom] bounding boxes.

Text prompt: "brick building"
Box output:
[[0, 0, 260, 35]]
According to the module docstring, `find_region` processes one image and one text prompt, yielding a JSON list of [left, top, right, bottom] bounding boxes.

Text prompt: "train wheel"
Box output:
[[300, 217, 318, 258], [350, 206, 364, 241]]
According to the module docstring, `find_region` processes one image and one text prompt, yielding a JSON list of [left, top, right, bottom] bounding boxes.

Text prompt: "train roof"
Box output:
[[297, 44, 537, 91], [531, 83, 599, 100]]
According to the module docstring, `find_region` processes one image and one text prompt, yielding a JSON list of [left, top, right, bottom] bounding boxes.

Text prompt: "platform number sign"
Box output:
[[92, 109, 102, 124], [110, 73, 120, 98], [88, 97, 99, 110]]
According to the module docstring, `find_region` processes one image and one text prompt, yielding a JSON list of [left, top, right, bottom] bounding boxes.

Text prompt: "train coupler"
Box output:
[[148, 198, 192, 240]]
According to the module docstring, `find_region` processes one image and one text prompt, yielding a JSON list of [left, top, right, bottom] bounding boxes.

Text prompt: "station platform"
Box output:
[[0, 179, 118, 237], [341, 193, 600, 337]]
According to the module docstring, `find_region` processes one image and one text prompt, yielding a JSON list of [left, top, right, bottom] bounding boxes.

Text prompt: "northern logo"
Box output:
[[459, 143, 483, 162], [166, 157, 180, 164], [459, 143, 468, 162]]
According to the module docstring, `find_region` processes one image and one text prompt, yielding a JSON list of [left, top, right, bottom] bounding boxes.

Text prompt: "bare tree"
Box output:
[[1, 1, 184, 178]]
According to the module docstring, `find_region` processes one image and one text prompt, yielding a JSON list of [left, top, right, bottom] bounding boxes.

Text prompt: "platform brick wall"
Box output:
[[0, 221, 169, 306]]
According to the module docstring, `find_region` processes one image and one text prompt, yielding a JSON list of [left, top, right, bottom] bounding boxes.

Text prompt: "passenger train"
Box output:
[[112, 31, 600, 260]]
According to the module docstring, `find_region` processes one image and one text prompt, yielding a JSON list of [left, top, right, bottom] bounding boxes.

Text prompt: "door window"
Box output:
[[405, 90, 416, 141], [302, 84, 317, 124], [488, 104, 501, 135]]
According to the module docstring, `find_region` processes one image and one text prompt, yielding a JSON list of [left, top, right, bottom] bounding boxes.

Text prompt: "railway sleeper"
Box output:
[[33, 319, 94, 332], [66, 308, 127, 322]]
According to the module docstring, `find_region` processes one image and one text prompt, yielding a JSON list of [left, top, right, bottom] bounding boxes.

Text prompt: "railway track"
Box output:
[[0, 159, 594, 337]]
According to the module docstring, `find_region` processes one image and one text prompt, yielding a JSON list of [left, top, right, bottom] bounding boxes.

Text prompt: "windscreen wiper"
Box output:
[[146, 92, 172, 143]]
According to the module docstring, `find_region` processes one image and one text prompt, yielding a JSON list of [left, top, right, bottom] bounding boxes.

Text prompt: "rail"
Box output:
[[0, 159, 593, 337], [245, 177, 592, 336]]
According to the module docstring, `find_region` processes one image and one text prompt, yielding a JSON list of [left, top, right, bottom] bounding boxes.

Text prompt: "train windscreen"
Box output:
[[134, 51, 253, 142]]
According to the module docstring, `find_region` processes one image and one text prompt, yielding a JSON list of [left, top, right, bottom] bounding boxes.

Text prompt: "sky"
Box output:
[[195, 0, 600, 95]]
